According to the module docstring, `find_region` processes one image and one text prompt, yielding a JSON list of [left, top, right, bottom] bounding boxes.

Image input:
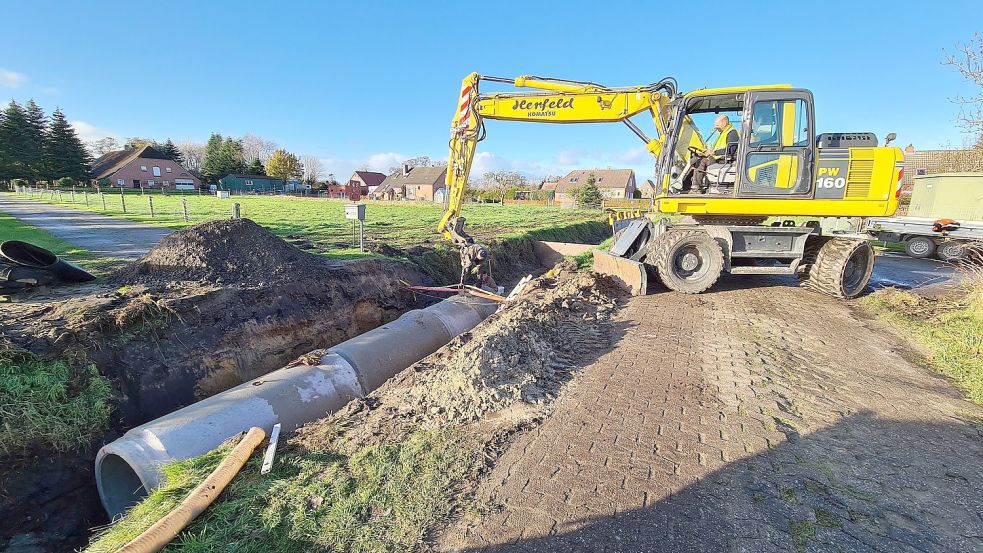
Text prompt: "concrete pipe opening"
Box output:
[[97, 453, 148, 518]]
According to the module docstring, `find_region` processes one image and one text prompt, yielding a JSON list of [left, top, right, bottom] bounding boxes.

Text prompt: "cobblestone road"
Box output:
[[441, 278, 983, 552]]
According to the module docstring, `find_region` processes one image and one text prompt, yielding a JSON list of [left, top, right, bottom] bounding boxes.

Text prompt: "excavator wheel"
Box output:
[[800, 237, 873, 299], [650, 229, 723, 294]]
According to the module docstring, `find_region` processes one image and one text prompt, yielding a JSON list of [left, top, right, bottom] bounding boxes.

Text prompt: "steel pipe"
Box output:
[[95, 296, 496, 518]]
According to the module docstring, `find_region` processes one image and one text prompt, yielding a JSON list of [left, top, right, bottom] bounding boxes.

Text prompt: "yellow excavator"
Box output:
[[439, 73, 905, 298]]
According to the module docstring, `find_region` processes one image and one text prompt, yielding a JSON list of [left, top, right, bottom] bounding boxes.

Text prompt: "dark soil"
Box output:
[[114, 218, 347, 286]]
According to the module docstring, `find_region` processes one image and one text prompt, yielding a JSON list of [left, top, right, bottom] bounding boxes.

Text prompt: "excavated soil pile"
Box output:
[[297, 269, 627, 452], [115, 218, 341, 285]]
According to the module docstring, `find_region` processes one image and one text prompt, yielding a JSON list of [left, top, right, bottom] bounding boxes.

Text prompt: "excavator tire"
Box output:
[[800, 237, 873, 299], [650, 229, 723, 294]]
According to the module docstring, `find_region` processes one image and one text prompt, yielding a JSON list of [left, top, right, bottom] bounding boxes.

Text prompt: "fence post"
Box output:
[[231, 202, 241, 219], [71, 186, 76, 203], [148, 196, 155, 217], [182, 198, 189, 222], [100, 193, 106, 210], [84, 191, 89, 206], [120, 188, 127, 213]]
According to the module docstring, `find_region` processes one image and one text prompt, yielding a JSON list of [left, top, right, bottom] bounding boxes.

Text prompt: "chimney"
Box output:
[[402, 164, 410, 177]]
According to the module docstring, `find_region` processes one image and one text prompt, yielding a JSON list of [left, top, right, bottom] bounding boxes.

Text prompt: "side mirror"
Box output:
[[884, 132, 897, 147]]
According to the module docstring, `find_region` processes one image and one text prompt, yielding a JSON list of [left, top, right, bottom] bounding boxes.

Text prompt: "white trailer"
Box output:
[[864, 216, 983, 260]]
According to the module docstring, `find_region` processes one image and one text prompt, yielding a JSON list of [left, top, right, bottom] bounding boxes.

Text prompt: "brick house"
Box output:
[[328, 170, 387, 200], [373, 165, 447, 202], [549, 169, 636, 206], [90, 145, 200, 189], [639, 179, 658, 198]]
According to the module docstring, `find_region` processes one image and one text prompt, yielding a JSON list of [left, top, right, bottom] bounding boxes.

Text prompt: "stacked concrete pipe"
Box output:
[[96, 295, 497, 518]]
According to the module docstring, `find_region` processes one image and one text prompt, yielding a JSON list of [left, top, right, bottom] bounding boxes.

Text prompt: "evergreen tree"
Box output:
[[158, 139, 183, 163], [202, 133, 224, 182], [0, 101, 31, 181], [23, 100, 48, 182], [573, 172, 604, 209], [246, 157, 265, 175], [45, 108, 91, 181]]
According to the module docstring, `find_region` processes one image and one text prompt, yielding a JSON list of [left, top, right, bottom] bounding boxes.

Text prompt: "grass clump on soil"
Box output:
[[85, 430, 478, 553], [0, 344, 111, 455], [862, 282, 983, 404]]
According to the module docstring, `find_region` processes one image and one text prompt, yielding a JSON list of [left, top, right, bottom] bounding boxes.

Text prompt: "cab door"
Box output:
[[737, 90, 815, 197]]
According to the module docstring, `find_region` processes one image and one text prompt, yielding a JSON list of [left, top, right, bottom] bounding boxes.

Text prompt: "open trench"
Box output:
[[0, 219, 608, 552]]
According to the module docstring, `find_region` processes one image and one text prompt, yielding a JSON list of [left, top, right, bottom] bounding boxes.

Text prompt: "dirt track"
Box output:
[[441, 276, 983, 552]]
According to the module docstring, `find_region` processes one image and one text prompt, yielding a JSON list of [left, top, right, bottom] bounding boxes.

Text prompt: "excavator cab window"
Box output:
[[737, 90, 815, 197]]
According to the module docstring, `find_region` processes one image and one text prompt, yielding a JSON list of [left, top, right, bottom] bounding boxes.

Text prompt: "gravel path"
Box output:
[[442, 277, 983, 552], [0, 193, 170, 259]]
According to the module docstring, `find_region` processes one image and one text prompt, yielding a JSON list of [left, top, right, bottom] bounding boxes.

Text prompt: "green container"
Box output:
[[907, 173, 983, 222]]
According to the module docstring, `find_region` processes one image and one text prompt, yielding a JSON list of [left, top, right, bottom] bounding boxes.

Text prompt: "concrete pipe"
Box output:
[[96, 296, 497, 518]]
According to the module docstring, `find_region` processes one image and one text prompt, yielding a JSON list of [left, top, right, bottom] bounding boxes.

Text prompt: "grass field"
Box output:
[[14, 191, 606, 254]]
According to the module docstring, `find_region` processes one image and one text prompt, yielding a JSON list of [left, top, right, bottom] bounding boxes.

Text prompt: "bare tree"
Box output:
[[240, 133, 278, 164], [176, 141, 206, 178], [388, 155, 435, 176], [87, 136, 120, 157], [301, 155, 323, 187], [944, 33, 983, 137], [482, 170, 527, 191]]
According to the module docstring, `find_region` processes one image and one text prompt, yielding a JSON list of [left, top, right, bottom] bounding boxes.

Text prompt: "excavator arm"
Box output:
[[439, 72, 679, 250]]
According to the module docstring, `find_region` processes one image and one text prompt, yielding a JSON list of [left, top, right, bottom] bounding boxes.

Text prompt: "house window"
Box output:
[[165, 167, 172, 173], [245, 179, 254, 186], [916, 168, 927, 176], [133, 179, 140, 187], [147, 180, 155, 187], [340, 191, 346, 199], [570, 177, 579, 183], [152, 166, 161, 177], [117, 179, 124, 186], [597, 177, 604, 182], [140, 165, 147, 172], [162, 180, 169, 186]]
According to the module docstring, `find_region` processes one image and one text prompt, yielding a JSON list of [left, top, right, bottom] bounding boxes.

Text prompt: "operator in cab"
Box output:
[[690, 115, 739, 194]]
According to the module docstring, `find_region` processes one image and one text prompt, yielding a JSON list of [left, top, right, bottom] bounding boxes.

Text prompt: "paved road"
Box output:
[[871, 252, 965, 292], [0, 193, 170, 259], [442, 279, 983, 552]]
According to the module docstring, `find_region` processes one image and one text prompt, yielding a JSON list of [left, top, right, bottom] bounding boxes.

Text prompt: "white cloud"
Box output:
[[71, 120, 118, 142], [0, 68, 26, 88], [553, 149, 582, 166], [612, 146, 648, 164], [37, 85, 61, 95]]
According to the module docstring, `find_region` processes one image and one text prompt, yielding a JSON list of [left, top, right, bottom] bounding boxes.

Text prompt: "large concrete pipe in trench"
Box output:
[[95, 296, 497, 518]]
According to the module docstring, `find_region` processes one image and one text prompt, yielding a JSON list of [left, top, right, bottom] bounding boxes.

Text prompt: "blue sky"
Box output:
[[1, 1, 980, 181]]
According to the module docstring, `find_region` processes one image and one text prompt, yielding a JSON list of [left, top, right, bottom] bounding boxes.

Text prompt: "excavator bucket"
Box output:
[[592, 250, 648, 295]]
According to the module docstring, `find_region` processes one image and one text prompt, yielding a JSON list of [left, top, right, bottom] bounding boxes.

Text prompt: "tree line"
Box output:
[[0, 100, 90, 185]]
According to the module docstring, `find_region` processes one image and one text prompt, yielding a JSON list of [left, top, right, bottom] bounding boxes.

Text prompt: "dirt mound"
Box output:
[[297, 270, 627, 452], [115, 218, 341, 285]]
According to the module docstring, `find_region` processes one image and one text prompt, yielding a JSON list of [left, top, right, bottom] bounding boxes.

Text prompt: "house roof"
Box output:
[[89, 145, 171, 179], [553, 169, 635, 193], [351, 171, 387, 186], [375, 166, 447, 194], [220, 174, 279, 180]]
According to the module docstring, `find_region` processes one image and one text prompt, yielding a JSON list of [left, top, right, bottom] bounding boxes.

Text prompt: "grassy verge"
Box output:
[[0, 212, 124, 276], [0, 345, 112, 456], [862, 284, 983, 404], [85, 429, 479, 553]]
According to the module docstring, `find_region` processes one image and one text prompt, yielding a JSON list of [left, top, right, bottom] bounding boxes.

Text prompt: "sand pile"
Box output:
[[298, 270, 626, 451], [115, 219, 340, 285]]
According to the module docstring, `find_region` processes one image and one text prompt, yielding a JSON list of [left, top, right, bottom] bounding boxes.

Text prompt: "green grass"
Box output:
[[0, 212, 123, 276], [85, 429, 480, 553], [0, 345, 111, 456], [17, 191, 606, 255], [862, 284, 983, 404]]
